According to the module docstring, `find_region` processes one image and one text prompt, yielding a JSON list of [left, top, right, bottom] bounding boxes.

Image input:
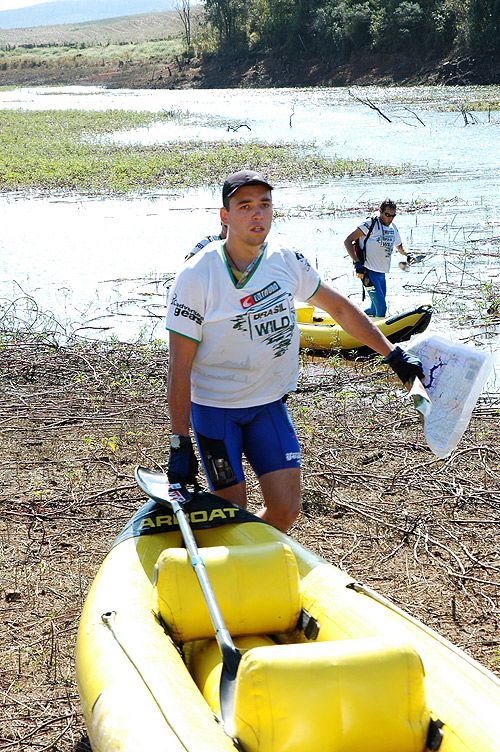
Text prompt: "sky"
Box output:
[[0, 1, 57, 9], [0, 0, 178, 11]]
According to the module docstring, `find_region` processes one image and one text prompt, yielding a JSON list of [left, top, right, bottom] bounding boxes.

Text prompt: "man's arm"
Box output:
[[344, 228, 365, 262], [167, 332, 198, 434], [396, 242, 407, 256], [308, 283, 424, 385], [309, 283, 393, 356]]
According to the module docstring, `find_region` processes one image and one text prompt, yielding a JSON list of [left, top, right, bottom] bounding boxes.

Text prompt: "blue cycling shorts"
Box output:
[[190, 399, 301, 491]]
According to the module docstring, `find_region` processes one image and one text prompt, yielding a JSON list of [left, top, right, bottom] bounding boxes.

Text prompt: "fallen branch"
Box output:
[[226, 123, 251, 132], [348, 90, 392, 122], [403, 106, 426, 126]]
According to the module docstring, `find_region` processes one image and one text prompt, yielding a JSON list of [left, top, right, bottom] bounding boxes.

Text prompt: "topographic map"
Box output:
[[407, 335, 494, 458]]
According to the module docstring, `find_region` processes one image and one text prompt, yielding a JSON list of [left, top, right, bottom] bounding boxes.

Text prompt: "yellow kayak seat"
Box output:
[[154, 541, 430, 752]]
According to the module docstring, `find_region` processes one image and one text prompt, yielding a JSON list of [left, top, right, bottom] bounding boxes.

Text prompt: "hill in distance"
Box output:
[[0, 0, 177, 29], [0, 8, 189, 46]]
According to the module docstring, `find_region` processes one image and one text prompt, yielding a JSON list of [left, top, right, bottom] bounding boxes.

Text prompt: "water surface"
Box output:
[[0, 85, 498, 370]]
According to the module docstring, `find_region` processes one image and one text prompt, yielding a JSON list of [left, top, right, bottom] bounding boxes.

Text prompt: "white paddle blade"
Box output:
[[134, 466, 186, 506]]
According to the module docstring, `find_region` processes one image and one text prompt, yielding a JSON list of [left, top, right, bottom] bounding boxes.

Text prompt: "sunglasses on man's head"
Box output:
[[383, 212, 396, 218]]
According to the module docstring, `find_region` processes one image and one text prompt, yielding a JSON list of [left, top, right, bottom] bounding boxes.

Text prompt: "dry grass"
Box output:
[[0, 10, 193, 48], [0, 333, 498, 750], [0, 8, 205, 90]]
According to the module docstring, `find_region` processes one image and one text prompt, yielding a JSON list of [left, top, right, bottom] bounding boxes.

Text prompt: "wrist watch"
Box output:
[[170, 434, 190, 449]]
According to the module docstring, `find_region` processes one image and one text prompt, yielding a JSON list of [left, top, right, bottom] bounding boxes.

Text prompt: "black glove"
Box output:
[[382, 346, 424, 385], [167, 435, 198, 486], [406, 253, 415, 265], [354, 261, 366, 274]]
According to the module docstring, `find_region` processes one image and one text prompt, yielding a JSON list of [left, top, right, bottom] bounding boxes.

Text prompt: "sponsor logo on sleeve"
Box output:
[[170, 293, 204, 325], [294, 252, 312, 271]]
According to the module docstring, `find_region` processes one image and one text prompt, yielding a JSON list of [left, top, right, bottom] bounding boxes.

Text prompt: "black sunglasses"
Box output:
[[383, 212, 396, 218]]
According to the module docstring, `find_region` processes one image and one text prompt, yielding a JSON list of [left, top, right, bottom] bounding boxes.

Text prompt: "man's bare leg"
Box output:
[[257, 468, 301, 532], [212, 480, 248, 508], [211, 469, 300, 532]]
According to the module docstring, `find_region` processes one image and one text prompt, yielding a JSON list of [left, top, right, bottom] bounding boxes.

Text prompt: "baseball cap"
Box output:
[[222, 170, 273, 207]]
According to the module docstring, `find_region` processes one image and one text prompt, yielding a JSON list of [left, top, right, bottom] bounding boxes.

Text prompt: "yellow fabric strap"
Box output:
[[231, 268, 243, 281]]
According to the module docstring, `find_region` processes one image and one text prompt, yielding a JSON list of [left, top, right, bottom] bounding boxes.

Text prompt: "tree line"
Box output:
[[201, 0, 499, 62]]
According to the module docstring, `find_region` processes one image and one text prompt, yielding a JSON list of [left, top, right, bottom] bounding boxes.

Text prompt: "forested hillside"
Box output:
[[0, 1, 497, 87], [203, 0, 499, 64]]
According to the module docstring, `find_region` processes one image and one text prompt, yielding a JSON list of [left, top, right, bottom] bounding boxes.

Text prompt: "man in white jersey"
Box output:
[[166, 171, 423, 532], [344, 200, 410, 317]]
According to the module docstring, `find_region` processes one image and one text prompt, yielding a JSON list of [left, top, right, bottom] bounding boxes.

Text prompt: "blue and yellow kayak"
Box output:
[[76, 490, 499, 752], [296, 303, 433, 351]]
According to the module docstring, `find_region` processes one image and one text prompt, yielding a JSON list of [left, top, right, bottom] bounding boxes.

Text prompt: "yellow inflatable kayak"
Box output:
[[76, 481, 499, 752], [296, 303, 433, 351]]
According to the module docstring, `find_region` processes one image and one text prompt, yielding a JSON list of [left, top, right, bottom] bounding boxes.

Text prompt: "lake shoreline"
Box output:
[[145, 50, 500, 90], [1, 49, 499, 91]]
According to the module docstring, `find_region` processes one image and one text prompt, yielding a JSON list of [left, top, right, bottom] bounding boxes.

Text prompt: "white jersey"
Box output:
[[166, 241, 321, 408], [358, 217, 402, 273]]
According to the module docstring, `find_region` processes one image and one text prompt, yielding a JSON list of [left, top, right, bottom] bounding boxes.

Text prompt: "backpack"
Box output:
[[356, 216, 378, 265]]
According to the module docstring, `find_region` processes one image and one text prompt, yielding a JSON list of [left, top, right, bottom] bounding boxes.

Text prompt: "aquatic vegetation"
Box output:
[[476, 280, 500, 319], [434, 99, 500, 112], [0, 109, 406, 193]]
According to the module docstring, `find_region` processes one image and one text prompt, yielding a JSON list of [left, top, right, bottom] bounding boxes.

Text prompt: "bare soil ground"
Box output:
[[0, 332, 498, 750], [1, 49, 498, 91]]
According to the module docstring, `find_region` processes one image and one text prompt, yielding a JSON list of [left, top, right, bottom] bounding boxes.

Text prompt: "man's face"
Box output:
[[380, 207, 396, 226], [221, 184, 273, 247]]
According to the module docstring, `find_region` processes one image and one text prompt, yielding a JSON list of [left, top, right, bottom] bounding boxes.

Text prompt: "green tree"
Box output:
[[385, 1, 422, 50], [371, 0, 456, 53], [202, 0, 494, 66], [313, 0, 375, 60], [254, 0, 320, 54], [467, 0, 500, 52], [175, 0, 192, 50], [431, 0, 460, 52], [204, 0, 249, 49]]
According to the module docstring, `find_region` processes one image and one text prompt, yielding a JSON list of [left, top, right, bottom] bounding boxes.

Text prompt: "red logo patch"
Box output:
[[240, 295, 255, 309]]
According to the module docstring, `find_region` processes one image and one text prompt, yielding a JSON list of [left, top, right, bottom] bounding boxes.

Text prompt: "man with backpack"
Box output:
[[344, 200, 413, 317]]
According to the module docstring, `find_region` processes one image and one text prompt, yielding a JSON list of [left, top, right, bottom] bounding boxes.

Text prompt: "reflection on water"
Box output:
[[0, 85, 498, 384]]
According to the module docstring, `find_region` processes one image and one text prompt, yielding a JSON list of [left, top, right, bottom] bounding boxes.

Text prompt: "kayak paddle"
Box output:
[[134, 466, 241, 729]]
